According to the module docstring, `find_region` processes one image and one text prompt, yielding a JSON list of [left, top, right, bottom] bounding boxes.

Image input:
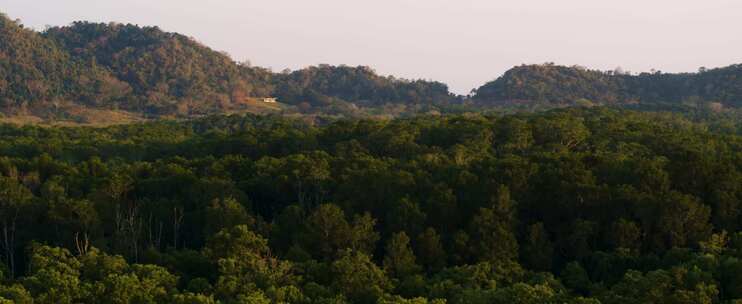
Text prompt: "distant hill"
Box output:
[[0, 14, 118, 115], [273, 65, 456, 108], [4, 11, 742, 123], [0, 13, 271, 118], [0, 13, 457, 121], [43, 21, 286, 115], [473, 63, 742, 108]]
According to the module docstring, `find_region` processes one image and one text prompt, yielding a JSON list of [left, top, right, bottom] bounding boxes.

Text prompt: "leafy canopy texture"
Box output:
[[0, 93, 739, 302]]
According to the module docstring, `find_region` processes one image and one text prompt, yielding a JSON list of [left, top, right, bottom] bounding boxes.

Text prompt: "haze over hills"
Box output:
[[2, 12, 742, 123]]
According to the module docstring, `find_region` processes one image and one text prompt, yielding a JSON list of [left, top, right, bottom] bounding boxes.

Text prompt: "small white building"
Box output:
[[260, 97, 278, 103]]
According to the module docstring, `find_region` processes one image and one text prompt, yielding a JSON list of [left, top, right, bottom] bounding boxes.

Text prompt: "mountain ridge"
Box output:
[[2, 12, 742, 123], [473, 63, 742, 108], [1, 13, 455, 121]]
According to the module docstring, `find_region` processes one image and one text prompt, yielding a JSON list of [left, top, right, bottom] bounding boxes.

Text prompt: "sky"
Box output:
[[2, 0, 742, 94]]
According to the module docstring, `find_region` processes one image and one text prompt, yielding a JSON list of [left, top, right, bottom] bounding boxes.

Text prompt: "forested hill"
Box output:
[[273, 65, 455, 108], [43, 21, 276, 115], [473, 63, 742, 108], [0, 14, 115, 113], [4, 11, 742, 121], [0, 13, 455, 120]]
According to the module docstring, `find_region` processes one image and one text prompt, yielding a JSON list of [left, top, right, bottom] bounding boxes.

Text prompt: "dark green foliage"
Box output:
[[383, 232, 421, 279], [0, 97, 739, 302], [474, 63, 742, 108], [274, 65, 456, 108], [474, 64, 628, 104]]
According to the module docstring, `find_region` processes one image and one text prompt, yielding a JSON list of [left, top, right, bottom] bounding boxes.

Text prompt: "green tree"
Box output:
[[469, 186, 518, 265], [331, 250, 392, 304], [97, 264, 178, 304], [0, 177, 33, 277], [203, 197, 253, 238], [653, 192, 712, 250], [561, 262, 591, 295], [171, 292, 217, 304], [602, 268, 719, 304], [608, 218, 641, 251], [22, 245, 82, 304], [567, 220, 598, 260], [415, 228, 446, 272], [204, 225, 296, 302], [304, 204, 379, 259], [521, 222, 553, 271], [383, 232, 421, 279], [0, 284, 33, 304]]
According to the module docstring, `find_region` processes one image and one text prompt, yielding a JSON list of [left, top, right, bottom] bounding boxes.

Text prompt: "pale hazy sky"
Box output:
[[2, 0, 741, 94]]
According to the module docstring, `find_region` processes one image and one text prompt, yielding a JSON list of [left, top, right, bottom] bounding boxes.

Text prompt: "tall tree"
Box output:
[[469, 185, 519, 265], [0, 177, 33, 277], [383, 232, 421, 279]]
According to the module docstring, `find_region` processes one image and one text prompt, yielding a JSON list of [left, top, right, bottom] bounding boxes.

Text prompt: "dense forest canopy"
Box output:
[[473, 63, 742, 108], [0, 108, 738, 303]]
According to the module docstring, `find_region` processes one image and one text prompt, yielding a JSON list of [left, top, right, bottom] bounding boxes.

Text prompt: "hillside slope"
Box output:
[[473, 63, 742, 108], [274, 65, 456, 107], [0, 13, 123, 114], [43, 20, 276, 116], [5, 11, 742, 122], [0, 13, 457, 121]]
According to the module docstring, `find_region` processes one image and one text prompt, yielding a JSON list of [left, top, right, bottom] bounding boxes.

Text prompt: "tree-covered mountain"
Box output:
[[274, 65, 456, 108], [43, 21, 276, 115], [0, 13, 456, 120], [0, 13, 268, 117], [0, 14, 120, 114], [4, 11, 742, 121], [472, 64, 628, 105], [473, 63, 742, 108]]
